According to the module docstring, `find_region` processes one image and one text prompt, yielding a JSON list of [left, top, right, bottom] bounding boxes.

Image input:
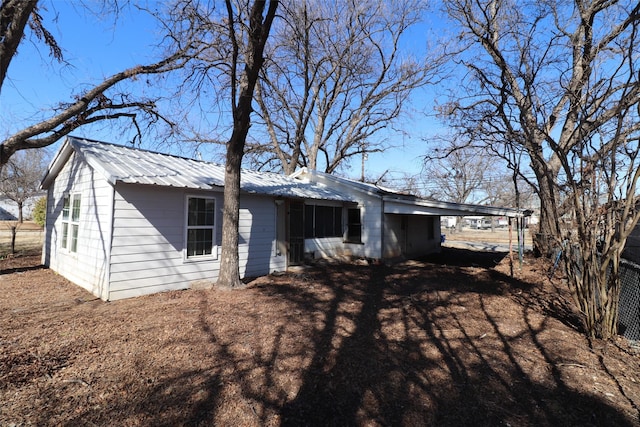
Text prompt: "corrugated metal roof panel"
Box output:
[[68, 137, 354, 202]]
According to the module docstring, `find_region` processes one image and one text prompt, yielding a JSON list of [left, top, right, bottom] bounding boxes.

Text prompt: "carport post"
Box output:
[[508, 217, 514, 276]]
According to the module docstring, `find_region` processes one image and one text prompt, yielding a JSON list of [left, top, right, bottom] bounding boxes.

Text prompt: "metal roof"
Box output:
[[293, 168, 530, 218], [41, 137, 530, 218], [42, 137, 355, 202]]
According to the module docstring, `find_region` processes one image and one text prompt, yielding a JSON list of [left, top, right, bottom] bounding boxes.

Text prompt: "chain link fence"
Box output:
[[619, 258, 640, 341]]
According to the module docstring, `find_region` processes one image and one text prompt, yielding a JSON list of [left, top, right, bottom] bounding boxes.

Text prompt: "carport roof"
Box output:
[[382, 195, 530, 218], [292, 168, 531, 218]]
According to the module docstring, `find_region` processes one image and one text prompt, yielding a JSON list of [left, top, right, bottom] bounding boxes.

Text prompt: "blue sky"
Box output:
[[1, 2, 164, 139], [1, 1, 444, 183]]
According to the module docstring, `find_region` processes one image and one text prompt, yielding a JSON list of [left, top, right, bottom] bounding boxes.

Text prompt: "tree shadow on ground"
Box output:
[[0, 263, 45, 275], [268, 248, 637, 426], [30, 366, 222, 427], [5, 248, 637, 426], [0, 253, 44, 274], [421, 246, 508, 269], [426, 247, 584, 332]]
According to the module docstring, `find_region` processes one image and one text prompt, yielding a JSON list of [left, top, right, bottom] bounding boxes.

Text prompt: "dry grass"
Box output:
[[0, 221, 43, 258]]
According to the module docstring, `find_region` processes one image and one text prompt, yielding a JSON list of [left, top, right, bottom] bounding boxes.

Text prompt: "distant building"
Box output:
[[0, 195, 45, 221]]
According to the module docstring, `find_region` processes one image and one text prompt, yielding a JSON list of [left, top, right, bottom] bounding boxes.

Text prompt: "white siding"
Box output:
[[384, 214, 405, 258], [109, 185, 220, 300], [108, 185, 283, 300], [305, 237, 347, 258], [43, 152, 113, 300], [383, 214, 441, 258], [361, 199, 383, 258], [238, 196, 286, 276]]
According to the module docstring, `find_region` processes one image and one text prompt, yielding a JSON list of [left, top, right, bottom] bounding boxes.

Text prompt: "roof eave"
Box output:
[[383, 195, 529, 218], [40, 138, 74, 189]]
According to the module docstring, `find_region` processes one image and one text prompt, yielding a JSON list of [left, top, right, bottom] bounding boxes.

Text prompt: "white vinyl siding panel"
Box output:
[[43, 153, 113, 300], [110, 266, 218, 292], [384, 214, 404, 258], [360, 200, 382, 258], [237, 196, 283, 277], [108, 186, 281, 299], [109, 185, 222, 300], [304, 237, 345, 259], [108, 273, 212, 300]]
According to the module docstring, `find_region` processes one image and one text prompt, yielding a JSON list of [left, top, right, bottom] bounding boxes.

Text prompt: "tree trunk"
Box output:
[[216, 0, 278, 288], [218, 135, 244, 288], [10, 225, 17, 254], [564, 245, 621, 340], [17, 201, 23, 223], [0, 0, 37, 93], [533, 172, 561, 257]]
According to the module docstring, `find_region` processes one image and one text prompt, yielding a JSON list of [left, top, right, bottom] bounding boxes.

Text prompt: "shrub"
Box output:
[[32, 196, 47, 227]]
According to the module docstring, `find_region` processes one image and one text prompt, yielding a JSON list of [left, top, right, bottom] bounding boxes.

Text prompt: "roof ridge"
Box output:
[[68, 136, 224, 168], [68, 136, 293, 178]]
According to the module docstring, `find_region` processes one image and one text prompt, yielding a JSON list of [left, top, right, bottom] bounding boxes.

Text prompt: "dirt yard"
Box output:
[[1, 248, 639, 426]]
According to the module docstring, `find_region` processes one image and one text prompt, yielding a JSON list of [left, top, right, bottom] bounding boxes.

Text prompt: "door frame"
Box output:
[[287, 200, 305, 265]]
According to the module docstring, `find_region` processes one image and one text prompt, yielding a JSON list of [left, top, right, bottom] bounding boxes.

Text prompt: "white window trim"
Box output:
[[61, 193, 81, 253], [184, 195, 217, 261], [345, 206, 363, 244]]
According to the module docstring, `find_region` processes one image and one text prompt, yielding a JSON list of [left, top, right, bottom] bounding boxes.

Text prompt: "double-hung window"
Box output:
[[61, 194, 81, 252], [186, 196, 215, 258]]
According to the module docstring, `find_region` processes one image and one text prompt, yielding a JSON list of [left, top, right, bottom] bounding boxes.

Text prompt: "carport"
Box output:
[[382, 194, 532, 269]]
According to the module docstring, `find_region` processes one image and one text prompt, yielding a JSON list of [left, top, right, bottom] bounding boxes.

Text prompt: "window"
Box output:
[[186, 196, 215, 258], [346, 207, 362, 243], [304, 204, 343, 238], [61, 194, 81, 252]]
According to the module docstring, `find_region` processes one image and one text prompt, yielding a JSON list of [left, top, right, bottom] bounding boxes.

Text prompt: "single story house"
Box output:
[[41, 137, 526, 300]]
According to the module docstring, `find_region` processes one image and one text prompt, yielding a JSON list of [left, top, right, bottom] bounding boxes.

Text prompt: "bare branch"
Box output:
[[0, 46, 192, 166], [0, 0, 38, 92], [250, 0, 438, 174], [440, 0, 640, 339]]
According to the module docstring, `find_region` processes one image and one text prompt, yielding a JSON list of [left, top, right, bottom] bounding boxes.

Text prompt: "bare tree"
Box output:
[[219, 0, 277, 288], [0, 1, 193, 167], [241, 0, 437, 175], [166, 0, 278, 287], [0, 0, 39, 93], [0, 148, 47, 222], [439, 0, 640, 339], [422, 145, 495, 204], [423, 143, 519, 231]]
